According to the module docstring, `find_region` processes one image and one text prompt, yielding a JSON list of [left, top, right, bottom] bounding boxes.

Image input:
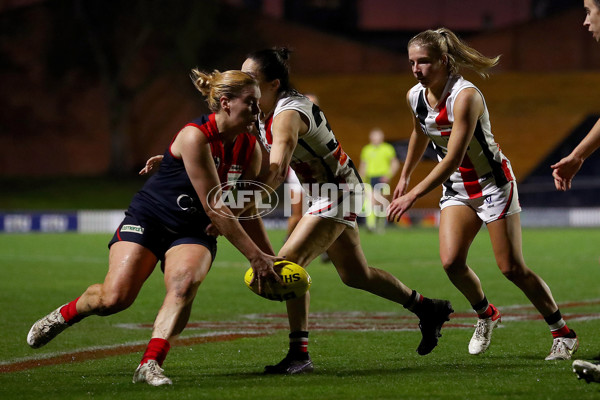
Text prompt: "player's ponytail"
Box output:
[[409, 28, 500, 78], [190, 69, 257, 112]]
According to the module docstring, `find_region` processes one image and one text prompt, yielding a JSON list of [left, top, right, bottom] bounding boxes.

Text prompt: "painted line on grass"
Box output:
[[0, 331, 267, 374], [5, 299, 600, 374]]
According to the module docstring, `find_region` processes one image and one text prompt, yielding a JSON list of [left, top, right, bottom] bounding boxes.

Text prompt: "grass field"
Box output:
[[1, 227, 600, 399]]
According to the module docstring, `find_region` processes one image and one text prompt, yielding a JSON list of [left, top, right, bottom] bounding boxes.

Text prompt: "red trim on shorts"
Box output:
[[344, 212, 357, 222], [309, 192, 348, 216], [310, 202, 333, 215], [498, 182, 514, 220]]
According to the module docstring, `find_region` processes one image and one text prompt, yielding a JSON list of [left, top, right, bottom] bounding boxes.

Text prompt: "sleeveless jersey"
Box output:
[[408, 74, 514, 200], [130, 113, 257, 233], [257, 93, 363, 195]]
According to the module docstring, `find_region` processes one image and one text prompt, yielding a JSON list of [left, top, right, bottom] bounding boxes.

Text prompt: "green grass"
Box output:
[[1, 228, 600, 399]]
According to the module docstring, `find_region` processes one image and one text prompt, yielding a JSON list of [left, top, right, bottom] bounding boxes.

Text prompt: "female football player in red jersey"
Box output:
[[387, 28, 577, 360], [26, 70, 281, 386], [241, 48, 453, 374]]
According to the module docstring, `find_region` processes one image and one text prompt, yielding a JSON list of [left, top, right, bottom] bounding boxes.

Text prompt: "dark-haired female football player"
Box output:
[[241, 48, 453, 374]]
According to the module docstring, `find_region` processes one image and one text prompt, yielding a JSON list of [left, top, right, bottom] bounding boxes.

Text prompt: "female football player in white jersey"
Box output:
[[242, 48, 453, 374], [387, 28, 577, 360]]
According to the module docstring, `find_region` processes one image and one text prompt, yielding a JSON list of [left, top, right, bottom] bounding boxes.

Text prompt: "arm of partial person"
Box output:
[[551, 118, 600, 191], [139, 155, 165, 175]]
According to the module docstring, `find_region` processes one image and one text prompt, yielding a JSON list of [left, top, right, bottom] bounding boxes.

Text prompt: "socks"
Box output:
[[289, 331, 309, 359], [140, 338, 171, 367], [472, 297, 499, 320], [59, 297, 84, 325], [403, 290, 424, 313], [544, 310, 574, 338]]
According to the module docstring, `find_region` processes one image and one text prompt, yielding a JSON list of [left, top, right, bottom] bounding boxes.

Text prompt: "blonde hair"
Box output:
[[408, 28, 500, 78], [190, 69, 257, 112]]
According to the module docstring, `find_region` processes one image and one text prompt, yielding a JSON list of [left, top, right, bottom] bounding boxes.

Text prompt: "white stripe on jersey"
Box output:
[[408, 75, 514, 200]]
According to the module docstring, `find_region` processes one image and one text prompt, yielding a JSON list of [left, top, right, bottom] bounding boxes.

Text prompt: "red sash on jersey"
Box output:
[[176, 113, 257, 183]]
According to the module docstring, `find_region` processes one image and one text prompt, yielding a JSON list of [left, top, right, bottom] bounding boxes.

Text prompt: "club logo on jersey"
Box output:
[[177, 194, 199, 214], [207, 180, 278, 220]]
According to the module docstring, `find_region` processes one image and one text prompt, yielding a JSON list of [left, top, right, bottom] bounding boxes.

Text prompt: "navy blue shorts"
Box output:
[[108, 211, 217, 266], [369, 176, 386, 187]]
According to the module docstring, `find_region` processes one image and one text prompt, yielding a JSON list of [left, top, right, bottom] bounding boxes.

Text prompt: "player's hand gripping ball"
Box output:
[[244, 260, 311, 302]]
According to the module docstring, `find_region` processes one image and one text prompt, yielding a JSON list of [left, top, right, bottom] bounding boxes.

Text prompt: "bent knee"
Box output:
[[499, 263, 529, 282], [441, 257, 469, 275], [96, 293, 133, 316], [337, 268, 370, 290], [95, 287, 136, 316], [167, 273, 201, 301]]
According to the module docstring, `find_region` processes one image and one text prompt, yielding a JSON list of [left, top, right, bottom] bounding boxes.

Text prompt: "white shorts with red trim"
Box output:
[[306, 190, 364, 228], [439, 181, 521, 224]]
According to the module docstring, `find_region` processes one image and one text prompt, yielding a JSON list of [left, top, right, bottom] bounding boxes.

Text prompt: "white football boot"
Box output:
[[468, 308, 501, 355], [133, 360, 173, 386], [545, 335, 579, 360], [573, 360, 600, 383], [27, 305, 70, 349]]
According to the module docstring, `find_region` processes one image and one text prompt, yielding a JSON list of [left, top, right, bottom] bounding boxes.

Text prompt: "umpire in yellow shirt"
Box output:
[[359, 128, 400, 233]]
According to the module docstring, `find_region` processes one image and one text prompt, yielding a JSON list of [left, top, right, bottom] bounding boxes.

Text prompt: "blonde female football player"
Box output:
[[26, 70, 281, 386], [241, 47, 453, 374], [387, 28, 577, 360]]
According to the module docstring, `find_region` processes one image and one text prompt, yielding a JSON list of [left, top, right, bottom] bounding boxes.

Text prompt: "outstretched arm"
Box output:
[[551, 118, 600, 191], [174, 126, 282, 291], [238, 143, 276, 256]]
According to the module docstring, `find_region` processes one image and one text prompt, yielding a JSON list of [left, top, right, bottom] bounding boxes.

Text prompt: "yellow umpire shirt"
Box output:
[[360, 142, 397, 179]]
